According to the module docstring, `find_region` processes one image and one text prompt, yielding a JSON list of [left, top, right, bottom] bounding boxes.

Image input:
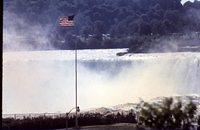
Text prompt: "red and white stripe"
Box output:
[[59, 17, 74, 27]]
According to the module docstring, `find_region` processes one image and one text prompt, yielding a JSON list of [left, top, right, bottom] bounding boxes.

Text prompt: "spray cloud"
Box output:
[[3, 10, 54, 51]]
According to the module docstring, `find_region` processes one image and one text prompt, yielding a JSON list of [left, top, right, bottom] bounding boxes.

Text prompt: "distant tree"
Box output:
[[115, 20, 128, 37], [81, 26, 92, 39], [4, 0, 200, 50], [164, 10, 181, 25], [93, 20, 105, 39], [141, 14, 150, 22], [138, 21, 152, 35], [151, 19, 164, 35], [162, 19, 174, 34], [128, 20, 139, 35]]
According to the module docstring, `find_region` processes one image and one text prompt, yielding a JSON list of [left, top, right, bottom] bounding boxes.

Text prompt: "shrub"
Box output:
[[138, 97, 198, 129]]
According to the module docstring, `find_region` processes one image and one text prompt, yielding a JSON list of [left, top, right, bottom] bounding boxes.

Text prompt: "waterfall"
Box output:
[[3, 49, 200, 114]]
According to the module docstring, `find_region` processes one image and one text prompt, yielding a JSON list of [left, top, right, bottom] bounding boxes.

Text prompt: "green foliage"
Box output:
[[182, 101, 198, 129], [138, 98, 198, 129], [2, 112, 137, 129], [4, 0, 200, 50]]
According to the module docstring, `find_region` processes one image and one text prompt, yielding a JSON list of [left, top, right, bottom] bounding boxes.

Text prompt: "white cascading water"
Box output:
[[2, 49, 200, 114]]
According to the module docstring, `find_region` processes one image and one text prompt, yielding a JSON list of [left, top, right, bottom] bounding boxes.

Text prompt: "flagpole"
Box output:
[[75, 40, 78, 129], [59, 15, 78, 129]]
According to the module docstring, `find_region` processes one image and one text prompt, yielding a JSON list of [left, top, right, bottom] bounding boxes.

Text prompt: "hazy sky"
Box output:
[[182, 0, 199, 4]]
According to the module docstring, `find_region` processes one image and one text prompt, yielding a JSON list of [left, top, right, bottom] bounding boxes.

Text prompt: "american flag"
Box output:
[[59, 15, 75, 27]]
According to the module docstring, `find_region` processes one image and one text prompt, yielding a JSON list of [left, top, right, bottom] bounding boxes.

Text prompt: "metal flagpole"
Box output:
[[75, 40, 78, 129], [59, 15, 78, 129]]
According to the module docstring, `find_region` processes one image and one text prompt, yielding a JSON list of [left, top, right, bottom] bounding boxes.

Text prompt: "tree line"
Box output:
[[4, 0, 200, 51]]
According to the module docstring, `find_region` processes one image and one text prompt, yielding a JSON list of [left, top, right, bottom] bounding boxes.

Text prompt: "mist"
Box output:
[[3, 10, 54, 51], [3, 50, 200, 114]]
